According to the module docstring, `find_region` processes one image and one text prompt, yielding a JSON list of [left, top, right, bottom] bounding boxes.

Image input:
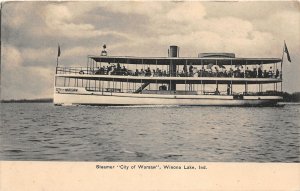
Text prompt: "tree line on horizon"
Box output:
[[282, 92, 300, 102]]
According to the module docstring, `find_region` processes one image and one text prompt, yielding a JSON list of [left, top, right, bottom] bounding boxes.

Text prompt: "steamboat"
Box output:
[[54, 45, 284, 106]]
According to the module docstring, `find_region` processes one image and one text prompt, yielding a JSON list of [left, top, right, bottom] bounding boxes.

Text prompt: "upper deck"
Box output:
[[55, 45, 283, 84], [89, 55, 281, 65]]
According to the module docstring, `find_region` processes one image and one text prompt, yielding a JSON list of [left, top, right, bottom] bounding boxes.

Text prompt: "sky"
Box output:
[[1, 1, 300, 99]]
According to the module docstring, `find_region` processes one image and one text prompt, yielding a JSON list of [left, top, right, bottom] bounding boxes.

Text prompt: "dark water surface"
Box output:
[[0, 103, 299, 162]]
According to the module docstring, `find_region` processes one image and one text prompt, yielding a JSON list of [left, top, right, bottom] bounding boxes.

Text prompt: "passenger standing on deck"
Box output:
[[135, 69, 139, 76], [183, 65, 187, 77], [107, 65, 112, 75], [258, 67, 262, 78], [229, 67, 234, 77], [227, 85, 231, 95], [215, 87, 220, 95], [275, 69, 280, 78], [263, 70, 268, 78], [140, 69, 145, 76], [245, 67, 250, 78], [252, 68, 257, 78], [122, 66, 127, 75], [234, 66, 240, 77], [240, 66, 244, 78], [163, 70, 167, 76], [116, 63, 121, 75], [152, 69, 156, 77], [269, 67, 273, 78], [145, 67, 151, 76], [214, 66, 219, 77], [189, 65, 193, 77]]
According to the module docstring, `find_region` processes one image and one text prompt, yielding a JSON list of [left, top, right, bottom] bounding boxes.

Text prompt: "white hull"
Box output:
[[54, 87, 282, 106]]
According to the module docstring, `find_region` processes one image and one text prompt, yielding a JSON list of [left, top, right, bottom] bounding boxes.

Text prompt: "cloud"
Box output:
[[22, 47, 55, 62], [42, 4, 97, 38], [2, 45, 23, 70], [1, 1, 300, 99], [39, 3, 133, 40], [256, 10, 300, 43], [96, 1, 163, 16], [92, 2, 277, 58], [165, 2, 206, 22], [1, 66, 54, 99]]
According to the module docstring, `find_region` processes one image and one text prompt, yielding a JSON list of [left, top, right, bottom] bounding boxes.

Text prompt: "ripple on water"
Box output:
[[4, 149, 24, 153], [0, 103, 299, 162]]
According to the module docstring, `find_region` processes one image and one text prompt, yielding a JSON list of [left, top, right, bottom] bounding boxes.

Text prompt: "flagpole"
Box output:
[[280, 42, 285, 92], [56, 44, 60, 68]]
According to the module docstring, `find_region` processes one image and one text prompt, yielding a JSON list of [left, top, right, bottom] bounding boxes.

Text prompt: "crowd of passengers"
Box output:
[[94, 63, 281, 78]]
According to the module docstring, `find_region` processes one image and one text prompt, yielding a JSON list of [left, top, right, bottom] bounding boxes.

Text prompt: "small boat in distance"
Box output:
[[54, 45, 284, 106]]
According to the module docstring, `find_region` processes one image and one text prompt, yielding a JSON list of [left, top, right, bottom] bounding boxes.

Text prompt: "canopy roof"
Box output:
[[89, 56, 281, 65]]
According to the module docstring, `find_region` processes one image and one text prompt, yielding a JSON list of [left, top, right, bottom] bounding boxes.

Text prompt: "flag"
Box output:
[[58, 44, 61, 57], [284, 41, 291, 62]]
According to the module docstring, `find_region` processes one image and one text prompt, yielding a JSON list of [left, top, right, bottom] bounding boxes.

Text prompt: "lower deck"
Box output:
[[54, 87, 282, 106]]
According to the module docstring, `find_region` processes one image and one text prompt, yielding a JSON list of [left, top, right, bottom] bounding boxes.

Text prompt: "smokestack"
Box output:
[[169, 45, 179, 57]]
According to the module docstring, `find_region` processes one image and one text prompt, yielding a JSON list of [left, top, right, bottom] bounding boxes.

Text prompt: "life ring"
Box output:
[[79, 70, 84, 74]]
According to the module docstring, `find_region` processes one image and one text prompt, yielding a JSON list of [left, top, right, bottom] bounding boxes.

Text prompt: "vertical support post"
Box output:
[[112, 78, 114, 96], [98, 78, 100, 91], [230, 80, 233, 95], [87, 57, 89, 74], [216, 80, 218, 94], [244, 60, 247, 78], [127, 78, 129, 93], [216, 59, 217, 77], [101, 80, 104, 95], [230, 59, 233, 78], [156, 59, 158, 91], [201, 80, 203, 94], [92, 59, 94, 73], [185, 59, 188, 77]]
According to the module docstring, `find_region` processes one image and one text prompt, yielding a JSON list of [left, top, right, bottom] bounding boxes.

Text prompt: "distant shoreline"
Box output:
[[1, 98, 53, 103]]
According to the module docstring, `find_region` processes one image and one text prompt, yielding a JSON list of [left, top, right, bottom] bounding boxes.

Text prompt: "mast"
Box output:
[[280, 43, 285, 92]]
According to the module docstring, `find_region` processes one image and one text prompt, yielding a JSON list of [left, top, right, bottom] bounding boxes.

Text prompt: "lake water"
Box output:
[[0, 103, 299, 162]]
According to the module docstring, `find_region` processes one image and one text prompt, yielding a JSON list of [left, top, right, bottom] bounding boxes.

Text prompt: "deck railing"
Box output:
[[70, 86, 283, 96], [56, 67, 97, 75], [56, 67, 282, 79]]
